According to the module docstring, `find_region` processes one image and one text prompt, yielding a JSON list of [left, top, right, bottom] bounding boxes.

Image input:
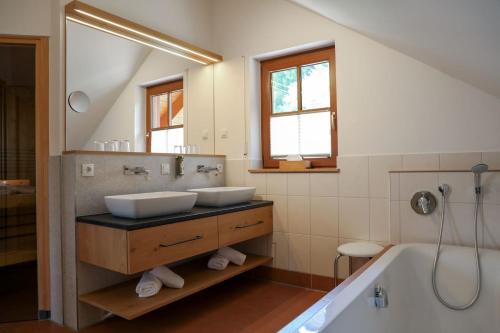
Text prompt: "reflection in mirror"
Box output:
[[146, 80, 184, 153], [65, 20, 216, 153]]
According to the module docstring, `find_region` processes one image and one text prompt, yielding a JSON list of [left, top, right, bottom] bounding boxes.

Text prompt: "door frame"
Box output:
[[0, 35, 50, 315]]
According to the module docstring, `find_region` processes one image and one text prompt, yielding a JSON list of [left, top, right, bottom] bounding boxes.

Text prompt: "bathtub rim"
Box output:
[[279, 243, 405, 333], [280, 242, 500, 332]]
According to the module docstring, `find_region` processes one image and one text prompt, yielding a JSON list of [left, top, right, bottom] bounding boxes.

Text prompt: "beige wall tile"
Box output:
[[483, 204, 500, 249], [272, 232, 289, 270], [339, 197, 370, 240], [483, 172, 500, 205], [267, 194, 288, 232], [369, 198, 390, 242], [287, 174, 310, 196], [400, 201, 440, 243], [289, 233, 310, 273], [438, 172, 474, 203], [399, 172, 439, 201], [338, 156, 369, 197], [439, 153, 481, 170], [369, 155, 402, 198], [287, 196, 310, 234], [402, 153, 439, 170], [390, 173, 400, 200], [311, 236, 338, 277], [441, 203, 476, 247], [267, 173, 287, 195], [310, 197, 338, 237], [245, 172, 267, 195], [482, 152, 500, 169], [310, 173, 338, 197], [390, 201, 400, 244]]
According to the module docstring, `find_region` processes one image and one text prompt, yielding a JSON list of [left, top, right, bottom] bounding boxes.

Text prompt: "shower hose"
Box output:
[[431, 189, 481, 310]]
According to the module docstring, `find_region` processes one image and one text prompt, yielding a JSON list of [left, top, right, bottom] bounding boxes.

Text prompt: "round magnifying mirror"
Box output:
[[68, 91, 90, 113]]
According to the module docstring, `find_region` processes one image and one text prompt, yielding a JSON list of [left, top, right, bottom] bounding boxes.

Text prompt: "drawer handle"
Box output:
[[235, 220, 264, 229], [159, 235, 203, 248]]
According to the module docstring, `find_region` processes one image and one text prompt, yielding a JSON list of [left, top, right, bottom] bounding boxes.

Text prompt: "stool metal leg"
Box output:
[[334, 254, 343, 288]]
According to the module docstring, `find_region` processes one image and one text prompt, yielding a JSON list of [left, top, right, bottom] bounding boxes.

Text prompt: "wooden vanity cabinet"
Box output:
[[218, 206, 272, 247], [78, 206, 273, 274]]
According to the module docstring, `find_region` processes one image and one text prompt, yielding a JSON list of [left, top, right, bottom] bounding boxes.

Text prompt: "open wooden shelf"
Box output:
[[79, 254, 272, 320]]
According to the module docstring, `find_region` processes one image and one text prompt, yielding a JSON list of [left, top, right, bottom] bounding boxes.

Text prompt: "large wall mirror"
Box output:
[[65, 0, 222, 154]]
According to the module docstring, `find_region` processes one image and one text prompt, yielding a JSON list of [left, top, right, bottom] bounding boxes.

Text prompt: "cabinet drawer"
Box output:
[[218, 206, 273, 247], [128, 217, 218, 274]]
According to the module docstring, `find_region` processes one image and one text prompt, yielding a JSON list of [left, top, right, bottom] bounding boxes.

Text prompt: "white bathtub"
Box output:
[[281, 243, 500, 333]]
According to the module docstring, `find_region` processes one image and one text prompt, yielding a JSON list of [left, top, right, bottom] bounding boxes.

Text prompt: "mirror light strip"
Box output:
[[66, 16, 207, 65], [74, 8, 220, 63]]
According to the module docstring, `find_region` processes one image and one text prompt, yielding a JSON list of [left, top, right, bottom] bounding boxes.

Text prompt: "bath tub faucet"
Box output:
[[123, 165, 150, 175], [197, 165, 219, 173], [374, 285, 388, 308]]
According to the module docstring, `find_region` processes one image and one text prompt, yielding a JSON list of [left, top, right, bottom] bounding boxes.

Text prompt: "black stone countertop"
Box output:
[[76, 200, 273, 231]]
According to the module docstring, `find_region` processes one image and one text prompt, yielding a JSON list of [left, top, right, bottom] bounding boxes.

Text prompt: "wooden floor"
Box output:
[[0, 277, 325, 333]]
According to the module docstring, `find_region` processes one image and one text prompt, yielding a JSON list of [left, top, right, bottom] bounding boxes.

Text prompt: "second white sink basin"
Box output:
[[187, 187, 256, 207], [104, 191, 198, 219]]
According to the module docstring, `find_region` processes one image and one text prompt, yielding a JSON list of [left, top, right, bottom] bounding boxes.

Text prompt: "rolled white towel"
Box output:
[[150, 265, 184, 289], [135, 272, 162, 298], [207, 254, 229, 271], [218, 247, 246, 266]]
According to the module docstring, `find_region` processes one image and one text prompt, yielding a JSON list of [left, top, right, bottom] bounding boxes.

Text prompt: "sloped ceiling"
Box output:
[[290, 0, 500, 98], [66, 21, 151, 149]]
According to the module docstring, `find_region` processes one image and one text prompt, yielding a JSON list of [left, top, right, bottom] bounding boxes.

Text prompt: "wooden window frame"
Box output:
[[260, 46, 337, 168], [145, 79, 183, 152]]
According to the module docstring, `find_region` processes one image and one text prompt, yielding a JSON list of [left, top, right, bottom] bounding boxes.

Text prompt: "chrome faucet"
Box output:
[[197, 165, 219, 173], [123, 165, 150, 175], [374, 285, 388, 308], [418, 195, 431, 214]]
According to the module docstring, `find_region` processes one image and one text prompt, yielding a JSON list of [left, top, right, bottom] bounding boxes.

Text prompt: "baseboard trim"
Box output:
[[246, 266, 342, 292]]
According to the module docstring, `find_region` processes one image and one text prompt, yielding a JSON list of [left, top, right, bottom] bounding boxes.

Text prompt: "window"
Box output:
[[146, 80, 184, 153], [261, 47, 337, 168]]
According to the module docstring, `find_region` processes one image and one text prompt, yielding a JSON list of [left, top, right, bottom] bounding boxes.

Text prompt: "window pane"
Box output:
[[298, 111, 331, 156], [151, 93, 169, 128], [151, 128, 184, 153], [270, 115, 299, 156], [170, 90, 184, 126], [301, 62, 330, 110], [166, 127, 183, 153], [151, 129, 168, 153], [271, 68, 298, 113], [270, 111, 331, 158]]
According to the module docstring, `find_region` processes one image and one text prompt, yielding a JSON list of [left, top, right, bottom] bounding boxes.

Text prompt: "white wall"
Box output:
[[211, 0, 500, 281], [0, 0, 52, 35], [212, 0, 500, 157]]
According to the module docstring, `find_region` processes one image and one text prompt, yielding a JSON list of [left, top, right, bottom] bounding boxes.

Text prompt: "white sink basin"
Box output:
[[187, 187, 256, 207], [104, 191, 198, 219]]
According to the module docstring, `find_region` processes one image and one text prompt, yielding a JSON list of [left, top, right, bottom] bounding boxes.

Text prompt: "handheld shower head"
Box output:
[[471, 163, 488, 193]]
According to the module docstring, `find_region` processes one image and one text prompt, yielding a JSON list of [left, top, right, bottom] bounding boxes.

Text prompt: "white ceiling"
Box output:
[[66, 21, 150, 149], [290, 0, 500, 98]]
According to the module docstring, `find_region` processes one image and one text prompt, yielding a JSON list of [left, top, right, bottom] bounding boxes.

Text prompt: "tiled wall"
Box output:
[[61, 152, 225, 329], [226, 151, 500, 280], [391, 162, 500, 248]]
